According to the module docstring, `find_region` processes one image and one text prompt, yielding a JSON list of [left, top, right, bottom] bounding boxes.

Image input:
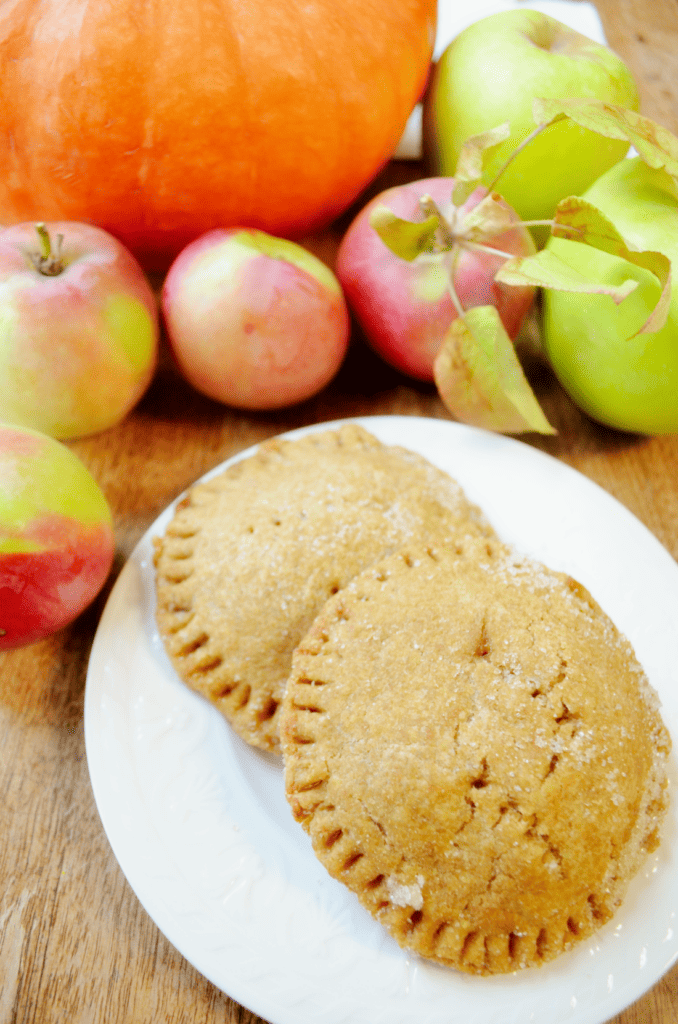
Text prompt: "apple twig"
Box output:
[[465, 240, 518, 261], [443, 250, 466, 318], [485, 121, 551, 193]]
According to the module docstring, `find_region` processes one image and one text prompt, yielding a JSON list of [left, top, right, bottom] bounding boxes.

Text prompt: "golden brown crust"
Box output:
[[281, 538, 670, 974], [154, 425, 493, 752]]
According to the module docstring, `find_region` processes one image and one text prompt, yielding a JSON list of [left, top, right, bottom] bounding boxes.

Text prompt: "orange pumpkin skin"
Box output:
[[0, 0, 436, 270]]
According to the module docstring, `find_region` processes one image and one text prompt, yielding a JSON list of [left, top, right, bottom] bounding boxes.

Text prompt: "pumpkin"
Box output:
[[0, 0, 436, 269]]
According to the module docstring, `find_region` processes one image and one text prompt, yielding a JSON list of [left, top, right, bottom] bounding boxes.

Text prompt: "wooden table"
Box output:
[[2, 2, 677, 1021]]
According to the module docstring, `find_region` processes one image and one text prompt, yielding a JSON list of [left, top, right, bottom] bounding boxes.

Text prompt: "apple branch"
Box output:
[[485, 121, 552, 194], [465, 240, 519, 261], [444, 249, 466, 319]]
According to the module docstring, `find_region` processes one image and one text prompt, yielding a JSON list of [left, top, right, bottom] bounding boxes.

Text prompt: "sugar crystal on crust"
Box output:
[[154, 424, 493, 751], [281, 537, 670, 975]]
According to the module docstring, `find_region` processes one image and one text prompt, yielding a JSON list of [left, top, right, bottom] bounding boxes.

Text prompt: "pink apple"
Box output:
[[0, 222, 159, 440], [161, 228, 350, 410], [0, 424, 115, 650], [335, 177, 536, 382]]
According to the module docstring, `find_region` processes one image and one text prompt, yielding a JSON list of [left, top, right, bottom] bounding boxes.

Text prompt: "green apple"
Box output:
[[542, 157, 678, 434], [423, 9, 639, 227]]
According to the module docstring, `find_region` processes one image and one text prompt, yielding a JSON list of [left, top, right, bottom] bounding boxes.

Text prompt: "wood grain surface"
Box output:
[[2, 2, 678, 1022]]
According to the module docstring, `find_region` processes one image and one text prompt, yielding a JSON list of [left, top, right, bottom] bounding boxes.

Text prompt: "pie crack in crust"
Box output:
[[153, 424, 493, 752], [281, 537, 671, 975]]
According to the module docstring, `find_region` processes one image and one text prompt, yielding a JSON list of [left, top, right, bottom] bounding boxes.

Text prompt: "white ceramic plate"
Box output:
[[85, 416, 678, 1024]]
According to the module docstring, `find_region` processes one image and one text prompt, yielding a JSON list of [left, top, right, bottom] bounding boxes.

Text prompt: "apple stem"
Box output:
[[465, 240, 519, 261], [485, 121, 551, 194], [444, 250, 466, 318], [31, 223, 65, 276]]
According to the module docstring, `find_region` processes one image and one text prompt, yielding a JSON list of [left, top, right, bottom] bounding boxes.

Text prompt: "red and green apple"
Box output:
[[0, 222, 159, 440], [161, 228, 350, 410], [0, 424, 115, 650], [335, 176, 536, 382]]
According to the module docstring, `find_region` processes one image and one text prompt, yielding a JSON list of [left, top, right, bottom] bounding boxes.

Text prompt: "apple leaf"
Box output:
[[552, 197, 672, 335], [635, 257, 672, 334], [369, 205, 441, 262], [552, 196, 639, 254], [532, 98, 678, 180], [433, 305, 556, 435], [495, 248, 638, 304], [461, 191, 522, 244], [452, 122, 512, 206]]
